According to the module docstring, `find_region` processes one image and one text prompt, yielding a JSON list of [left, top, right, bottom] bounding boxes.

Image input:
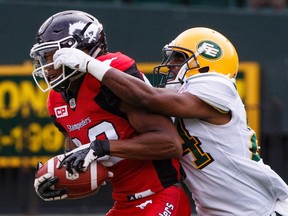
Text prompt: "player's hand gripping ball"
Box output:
[[35, 154, 109, 200]]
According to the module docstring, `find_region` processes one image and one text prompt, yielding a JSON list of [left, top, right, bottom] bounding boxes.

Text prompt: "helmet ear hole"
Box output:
[[60, 37, 77, 48], [198, 66, 209, 73]]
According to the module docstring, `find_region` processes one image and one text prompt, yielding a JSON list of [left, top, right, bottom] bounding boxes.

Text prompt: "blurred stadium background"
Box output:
[[1, 0, 288, 215]]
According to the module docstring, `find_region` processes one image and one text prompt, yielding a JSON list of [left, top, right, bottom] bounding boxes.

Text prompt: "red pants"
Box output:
[[106, 185, 191, 216]]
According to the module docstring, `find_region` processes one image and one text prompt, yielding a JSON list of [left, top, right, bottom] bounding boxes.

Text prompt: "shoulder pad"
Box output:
[[184, 73, 238, 111]]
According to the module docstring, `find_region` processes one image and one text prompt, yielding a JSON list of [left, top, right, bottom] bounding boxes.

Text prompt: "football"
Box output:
[[36, 154, 109, 199]]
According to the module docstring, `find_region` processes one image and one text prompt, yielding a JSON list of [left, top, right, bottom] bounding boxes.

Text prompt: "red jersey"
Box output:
[[47, 52, 182, 202]]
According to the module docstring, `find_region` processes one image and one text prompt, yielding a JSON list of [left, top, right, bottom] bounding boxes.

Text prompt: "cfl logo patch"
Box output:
[[54, 105, 68, 118]]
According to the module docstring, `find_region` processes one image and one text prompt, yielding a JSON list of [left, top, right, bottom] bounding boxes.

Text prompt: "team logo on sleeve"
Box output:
[[54, 105, 68, 118], [197, 41, 222, 60]]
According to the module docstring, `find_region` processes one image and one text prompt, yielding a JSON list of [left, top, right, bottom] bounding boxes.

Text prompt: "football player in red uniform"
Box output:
[[30, 10, 191, 216]]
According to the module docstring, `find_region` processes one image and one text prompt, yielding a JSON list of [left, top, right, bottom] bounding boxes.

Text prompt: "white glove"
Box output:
[[53, 47, 93, 72], [53, 47, 111, 81]]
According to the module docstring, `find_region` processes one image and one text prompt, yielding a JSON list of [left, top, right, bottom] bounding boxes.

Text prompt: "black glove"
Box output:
[[34, 162, 67, 201], [57, 140, 110, 173]]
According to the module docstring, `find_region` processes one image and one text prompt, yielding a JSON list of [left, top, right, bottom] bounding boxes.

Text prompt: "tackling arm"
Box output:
[[53, 48, 191, 117], [53, 48, 227, 122], [108, 102, 183, 160], [102, 69, 221, 119]]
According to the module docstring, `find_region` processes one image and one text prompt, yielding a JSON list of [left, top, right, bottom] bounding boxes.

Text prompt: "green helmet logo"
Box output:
[[197, 41, 222, 60]]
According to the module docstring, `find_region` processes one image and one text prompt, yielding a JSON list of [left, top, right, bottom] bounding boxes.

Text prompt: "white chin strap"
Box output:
[[68, 47, 101, 84]]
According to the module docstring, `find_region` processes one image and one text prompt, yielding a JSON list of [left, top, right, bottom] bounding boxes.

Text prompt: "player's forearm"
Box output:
[[109, 133, 183, 160], [102, 68, 156, 108], [87, 58, 157, 108]]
